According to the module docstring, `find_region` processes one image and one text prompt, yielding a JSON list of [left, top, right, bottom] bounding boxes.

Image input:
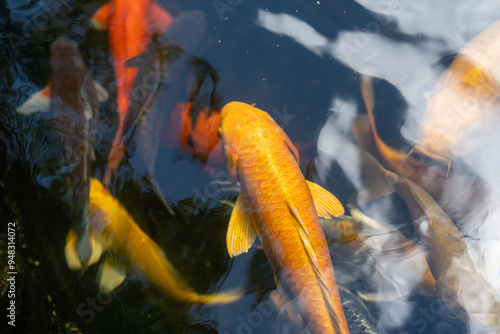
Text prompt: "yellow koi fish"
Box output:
[[65, 178, 242, 304], [220, 101, 349, 333]]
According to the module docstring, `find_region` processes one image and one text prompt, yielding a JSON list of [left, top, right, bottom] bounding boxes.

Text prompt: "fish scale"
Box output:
[[221, 102, 349, 333]]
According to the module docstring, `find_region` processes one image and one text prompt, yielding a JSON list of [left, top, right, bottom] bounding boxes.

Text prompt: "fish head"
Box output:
[[50, 37, 87, 91], [220, 101, 276, 141], [220, 102, 277, 181], [220, 102, 300, 183]]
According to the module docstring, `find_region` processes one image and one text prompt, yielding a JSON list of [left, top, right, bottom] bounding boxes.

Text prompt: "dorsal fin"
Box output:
[[287, 197, 343, 334]]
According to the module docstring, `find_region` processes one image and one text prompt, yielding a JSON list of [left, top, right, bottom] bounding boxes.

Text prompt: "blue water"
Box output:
[[1, 1, 500, 333]]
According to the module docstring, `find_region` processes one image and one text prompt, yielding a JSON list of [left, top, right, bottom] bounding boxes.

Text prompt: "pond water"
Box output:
[[1, 1, 500, 333]]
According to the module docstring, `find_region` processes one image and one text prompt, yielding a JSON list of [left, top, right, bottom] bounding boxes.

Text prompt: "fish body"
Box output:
[[17, 37, 108, 241], [120, 10, 218, 171], [337, 286, 384, 334], [357, 76, 489, 228], [50, 37, 103, 232], [415, 19, 500, 162], [359, 75, 435, 177], [320, 212, 437, 296], [91, 0, 173, 184], [166, 101, 223, 165], [65, 178, 242, 304], [377, 161, 500, 329], [220, 102, 349, 334]]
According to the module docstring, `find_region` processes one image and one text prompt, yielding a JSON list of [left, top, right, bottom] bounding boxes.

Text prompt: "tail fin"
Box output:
[[64, 226, 103, 273]]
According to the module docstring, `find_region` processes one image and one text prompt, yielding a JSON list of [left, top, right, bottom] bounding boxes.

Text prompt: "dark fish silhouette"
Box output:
[[17, 36, 108, 264]]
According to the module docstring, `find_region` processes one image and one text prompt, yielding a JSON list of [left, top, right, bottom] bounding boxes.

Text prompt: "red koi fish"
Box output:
[[162, 101, 224, 166], [220, 102, 350, 333], [91, 0, 173, 185]]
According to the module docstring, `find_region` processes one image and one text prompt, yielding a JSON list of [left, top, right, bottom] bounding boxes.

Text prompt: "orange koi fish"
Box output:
[[220, 102, 349, 333], [359, 75, 432, 178], [414, 19, 500, 165], [65, 178, 242, 304], [91, 0, 173, 184], [161, 103, 315, 169]]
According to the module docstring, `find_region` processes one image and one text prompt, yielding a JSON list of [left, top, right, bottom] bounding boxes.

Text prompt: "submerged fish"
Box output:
[[357, 148, 500, 329], [123, 10, 220, 171], [359, 75, 434, 178], [166, 101, 223, 166], [270, 284, 383, 334], [415, 19, 500, 163], [220, 102, 349, 333], [90, 0, 173, 184], [17, 37, 108, 260], [357, 76, 489, 228], [338, 285, 384, 334], [319, 210, 437, 298], [65, 178, 242, 304]]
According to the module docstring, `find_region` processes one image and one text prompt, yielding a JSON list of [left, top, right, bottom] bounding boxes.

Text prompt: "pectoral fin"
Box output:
[[226, 192, 257, 257], [306, 180, 344, 217], [150, 3, 173, 33], [86, 233, 104, 268], [348, 205, 385, 230], [357, 289, 404, 302], [93, 81, 109, 102], [97, 256, 127, 293], [90, 3, 110, 30], [124, 53, 147, 68], [16, 86, 51, 114]]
